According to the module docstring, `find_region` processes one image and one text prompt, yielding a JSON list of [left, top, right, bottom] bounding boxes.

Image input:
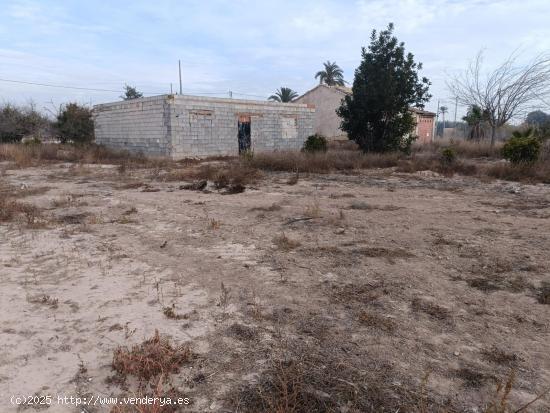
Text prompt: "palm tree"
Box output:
[[269, 87, 299, 103], [315, 61, 345, 86], [462, 105, 488, 140]]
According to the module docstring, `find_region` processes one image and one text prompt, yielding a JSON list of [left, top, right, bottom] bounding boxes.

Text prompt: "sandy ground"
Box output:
[[1, 162, 549, 412]]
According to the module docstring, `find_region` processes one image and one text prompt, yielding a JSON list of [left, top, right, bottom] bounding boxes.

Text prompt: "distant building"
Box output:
[[409, 107, 436, 144], [93, 94, 314, 158], [294, 84, 436, 143], [294, 84, 350, 140]]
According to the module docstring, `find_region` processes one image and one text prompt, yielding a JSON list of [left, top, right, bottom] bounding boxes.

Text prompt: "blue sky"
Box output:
[[1, 0, 549, 116]]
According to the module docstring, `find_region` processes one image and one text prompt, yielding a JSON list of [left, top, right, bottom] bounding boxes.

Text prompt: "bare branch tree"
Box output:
[[448, 51, 550, 145]]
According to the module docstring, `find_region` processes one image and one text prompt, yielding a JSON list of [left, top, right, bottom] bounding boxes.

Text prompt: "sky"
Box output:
[[1, 0, 549, 118]]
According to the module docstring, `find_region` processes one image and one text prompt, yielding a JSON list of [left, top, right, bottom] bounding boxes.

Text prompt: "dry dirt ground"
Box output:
[[1, 161, 549, 412]]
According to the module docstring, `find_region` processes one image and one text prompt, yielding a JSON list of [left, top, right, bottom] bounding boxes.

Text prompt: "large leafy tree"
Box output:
[[56, 103, 94, 144], [315, 61, 345, 86], [121, 84, 143, 100], [526, 110, 549, 127], [269, 87, 299, 103], [337, 23, 431, 152]]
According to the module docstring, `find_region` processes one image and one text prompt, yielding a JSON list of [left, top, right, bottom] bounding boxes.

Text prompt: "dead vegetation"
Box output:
[[162, 305, 189, 320], [231, 337, 451, 413], [411, 297, 451, 320], [537, 282, 550, 305], [0, 197, 44, 227], [0, 142, 171, 169], [28, 294, 59, 309], [273, 233, 301, 251], [112, 330, 191, 383]]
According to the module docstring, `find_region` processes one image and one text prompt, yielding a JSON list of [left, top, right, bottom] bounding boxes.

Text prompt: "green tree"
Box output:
[[315, 61, 345, 86], [337, 23, 431, 152], [269, 87, 299, 103], [526, 110, 548, 127], [121, 84, 143, 100], [56, 103, 94, 144], [462, 105, 488, 140]]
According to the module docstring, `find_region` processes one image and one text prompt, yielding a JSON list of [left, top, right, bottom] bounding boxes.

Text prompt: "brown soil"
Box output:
[[1, 161, 549, 412]]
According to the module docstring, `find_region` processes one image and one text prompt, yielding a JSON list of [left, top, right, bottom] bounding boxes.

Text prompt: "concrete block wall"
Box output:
[[93, 94, 314, 158], [169, 95, 314, 158], [93, 96, 172, 157]]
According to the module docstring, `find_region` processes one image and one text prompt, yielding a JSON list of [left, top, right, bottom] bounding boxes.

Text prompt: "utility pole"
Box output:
[[170, 83, 173, 94], [228, 90, 232, 99], [178, 60, 182, 95], [453, 96, 458, 139], [434, 99, 440, 139], [453, 96, 458, 123]]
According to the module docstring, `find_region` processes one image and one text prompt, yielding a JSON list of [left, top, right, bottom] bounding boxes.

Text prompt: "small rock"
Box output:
[[454, 351, 460, 356]]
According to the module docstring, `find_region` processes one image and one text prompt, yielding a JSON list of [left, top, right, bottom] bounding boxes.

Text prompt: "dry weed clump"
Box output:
[[166, 161, 262, 190], [162, 306, 189, 320], [28, 294, 59, 309], [411, 297, 451, 320], [273, 233, 301, 251], [230, 339, 448, 413], [481, 346, 520, 366], [537, 282, 550, 305], [0, 197, 44, 227], [359, 311, 396, 332], [112, 330, 191, 383]]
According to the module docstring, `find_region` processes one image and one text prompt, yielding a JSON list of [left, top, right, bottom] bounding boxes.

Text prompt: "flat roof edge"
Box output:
[[93, 94, 312, 110]]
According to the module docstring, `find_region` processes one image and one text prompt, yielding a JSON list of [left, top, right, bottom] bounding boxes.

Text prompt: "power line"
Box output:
[[0, 78, 125, 93], [0, 77, 270, 100]]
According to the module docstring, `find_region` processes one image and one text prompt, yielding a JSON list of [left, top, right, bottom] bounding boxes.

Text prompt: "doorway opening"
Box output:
[[237, 115, 251, 154]]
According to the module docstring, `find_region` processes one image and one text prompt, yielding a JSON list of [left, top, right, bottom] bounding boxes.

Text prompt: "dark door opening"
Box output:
[[238, 116, 251, 154]]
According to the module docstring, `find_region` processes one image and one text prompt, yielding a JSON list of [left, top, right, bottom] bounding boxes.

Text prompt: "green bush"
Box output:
[[303, 134, 328, 153], [0, 104, 52, 143], [56, 103, 94, 144], [501, 136, 541, 164], [441, 147, 456, 164]]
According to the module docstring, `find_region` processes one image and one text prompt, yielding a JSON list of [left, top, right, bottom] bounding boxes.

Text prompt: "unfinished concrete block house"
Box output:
[[93, 94, 315, 158]]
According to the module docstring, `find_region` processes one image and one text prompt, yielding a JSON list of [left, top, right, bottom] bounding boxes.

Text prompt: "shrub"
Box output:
[[501, 136, 541, 164], [302, 134, 328, 153], [0, 103, 53, 143], [56, 103, 94, 144], [440, 147, 456, 164]]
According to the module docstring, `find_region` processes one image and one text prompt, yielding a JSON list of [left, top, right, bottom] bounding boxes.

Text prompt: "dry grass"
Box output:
[[358, 311, 396, 332], [162, 306, 188, 320], [414, 139, 503, 159], [0, 143, 172, 169], [0, 197, 44, 227], [208, 218, 221, 230], [28, 294, 59, 309], [537, 282, 550, 305], [273, 234, 301, 251], [485, 160, 550, 184], [165, 161, 262, 187], [482, 346, 520, 366], [231, 338, 449, 413], [112, 330, 191, 383], [246, 150, 402, 173], [411, 297, 451, 320]]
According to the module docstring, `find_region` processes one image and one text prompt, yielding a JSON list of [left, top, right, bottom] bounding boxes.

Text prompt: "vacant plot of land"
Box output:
[[1, 158, 549, 412]]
